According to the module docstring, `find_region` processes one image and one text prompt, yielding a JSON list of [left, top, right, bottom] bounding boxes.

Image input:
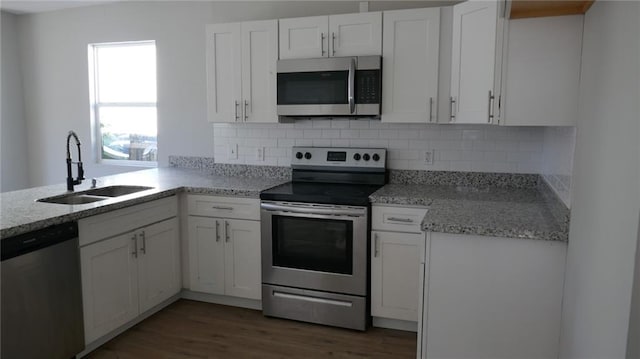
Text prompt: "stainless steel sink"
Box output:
[[37, 185, 154, 205], [84, 185, 153, 197], [37, 194, 108, 205]]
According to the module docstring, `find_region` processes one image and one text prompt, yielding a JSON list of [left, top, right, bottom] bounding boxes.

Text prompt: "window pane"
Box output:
[[99, 107, 157, 161], [95, 43, 156, 103]]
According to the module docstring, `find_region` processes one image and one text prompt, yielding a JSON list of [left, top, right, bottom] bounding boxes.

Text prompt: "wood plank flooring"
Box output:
[[87, 299, 417, 359]]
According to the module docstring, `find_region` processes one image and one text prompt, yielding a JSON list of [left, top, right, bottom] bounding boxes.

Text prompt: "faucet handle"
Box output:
[[91, 178, 97, 188], [77, 162, 85, 181]]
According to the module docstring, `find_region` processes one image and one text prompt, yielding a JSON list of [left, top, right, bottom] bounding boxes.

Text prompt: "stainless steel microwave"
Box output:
[[277, 56, 381, 117]]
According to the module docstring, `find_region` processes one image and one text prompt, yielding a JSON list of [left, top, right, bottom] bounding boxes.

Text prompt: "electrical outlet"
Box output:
[[256, 147, 265, 161], [424, 150, 434, 165], [228, 144, 238, 160]]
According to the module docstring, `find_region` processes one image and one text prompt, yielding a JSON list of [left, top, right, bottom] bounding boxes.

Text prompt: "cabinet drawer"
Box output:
[[187, 195, 260, 220], [79, 196, 178, 247], [372, 205, 428, 233]]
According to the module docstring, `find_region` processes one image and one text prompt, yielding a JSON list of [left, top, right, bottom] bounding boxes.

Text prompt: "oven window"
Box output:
[[272, 216, 353, 274], [277, 71, 348, 105]]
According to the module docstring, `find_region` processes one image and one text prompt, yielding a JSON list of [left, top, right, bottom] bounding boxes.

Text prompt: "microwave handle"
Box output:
[[348, 58, 356, 114]]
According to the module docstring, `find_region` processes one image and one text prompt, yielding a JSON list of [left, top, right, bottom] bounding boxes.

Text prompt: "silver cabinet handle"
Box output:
[[234, 100, 240, 121], [131, 233, 138, 258], [332, 32, 336, 56], [374, 233, 380, 257], [211, 206, 234, 211], [348, 58, 356, 114], [450, 97, 456, 122], [140, 230, 146, 255], [244, 100, 248, 121], [388, 217, 413, 223], [320, 33, 326, 56], [225, 221, 230, 242], [429, 97, 434, 123], [215, 220, 221, 242], [488, 90, 495, 124]]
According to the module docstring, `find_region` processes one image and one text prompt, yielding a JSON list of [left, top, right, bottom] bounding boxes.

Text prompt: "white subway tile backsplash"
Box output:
[[212, 119, 547, 174]]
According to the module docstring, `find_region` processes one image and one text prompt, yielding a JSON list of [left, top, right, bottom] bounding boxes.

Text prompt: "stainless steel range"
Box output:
[[260, 146, 387, 331]]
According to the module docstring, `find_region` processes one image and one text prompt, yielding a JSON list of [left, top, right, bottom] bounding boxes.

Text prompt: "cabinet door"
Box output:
[[206, 23, 242, 122], [138, 218, 181, 313], [329, 12, 382, 57], [242, 20, 278, 123], [81, 232, 139, 344], [425, 233, 566, 359], [187, 216, 225, 295], [371, 231, 421, 321], [382, 8, 440, 123], [450, 0, 499, 124], [224, 219, 261, 300], [279, 16, 329, 59]]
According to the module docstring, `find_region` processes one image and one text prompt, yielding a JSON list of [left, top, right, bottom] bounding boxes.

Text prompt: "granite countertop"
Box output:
[[370, 184, 570, 242], [0, 167, 287, 238]]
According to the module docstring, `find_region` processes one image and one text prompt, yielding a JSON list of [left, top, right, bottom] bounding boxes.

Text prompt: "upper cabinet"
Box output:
[[206, 20, 278, 123], [449, 0, 506, 124], [502, 15, 582, 126], [381, 8, 440, 123], [279, 12, 382, 59]]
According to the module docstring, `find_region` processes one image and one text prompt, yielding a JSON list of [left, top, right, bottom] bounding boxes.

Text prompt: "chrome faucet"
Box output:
[[66, 131, 85, 191]]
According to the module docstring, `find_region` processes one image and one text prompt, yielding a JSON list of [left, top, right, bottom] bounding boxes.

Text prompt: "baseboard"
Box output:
[[181, 290, 262, 311], [77, 293, 182, 358], [372, 317, 418, 332]]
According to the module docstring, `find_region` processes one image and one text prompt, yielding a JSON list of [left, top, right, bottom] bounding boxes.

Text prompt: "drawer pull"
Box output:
[[211, 206, 234, 211], [374, 233, 379, 257], [140, 230, 146, 254], [225, 221, 230, 242], [387, 217, 413, 223], [131, 233, 138, 258], [215, 220, 221, 242]]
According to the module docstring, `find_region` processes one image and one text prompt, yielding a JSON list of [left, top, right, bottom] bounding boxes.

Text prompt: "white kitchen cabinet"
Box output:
[[187, 196, 261, 300], [279, 12, 382, 59], [371, 230, 422, 321], [79, 197, 180, 345], [371, 205, 428, 325], [206, 19, 278, 123], [420, 232, 567, 359], [449, 0, 506, 124], [502, 15, 583, 126], [381, 8, 440, 123]]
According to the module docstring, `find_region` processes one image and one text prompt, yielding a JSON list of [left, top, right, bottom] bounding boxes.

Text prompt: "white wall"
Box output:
[[542, 126, 576, 207], [1, 11, 29, 191], [13, 0, 445, 187], [560, 2, 640, 358], [214, 120, 545, 172]]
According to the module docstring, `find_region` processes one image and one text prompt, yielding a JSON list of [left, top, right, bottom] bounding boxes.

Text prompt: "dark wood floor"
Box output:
[[87, 299, 417, 359]]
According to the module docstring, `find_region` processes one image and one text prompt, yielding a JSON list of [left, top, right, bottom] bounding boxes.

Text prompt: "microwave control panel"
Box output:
[[356, 70, 381, 104]]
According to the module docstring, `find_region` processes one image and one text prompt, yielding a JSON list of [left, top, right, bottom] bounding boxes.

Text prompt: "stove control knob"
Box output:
[[372, 153, 380, 162], [353, 153, 361, 161], [304, 152, 312, 160], [363, 153, 370, 161], [295, 152, 303, 159]]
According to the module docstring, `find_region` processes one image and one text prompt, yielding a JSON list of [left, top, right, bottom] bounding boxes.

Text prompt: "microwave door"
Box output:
[[277, 57, 355, 116]]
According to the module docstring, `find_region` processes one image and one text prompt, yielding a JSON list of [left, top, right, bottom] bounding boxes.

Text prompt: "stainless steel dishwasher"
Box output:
[[1, 222, 85, 359]]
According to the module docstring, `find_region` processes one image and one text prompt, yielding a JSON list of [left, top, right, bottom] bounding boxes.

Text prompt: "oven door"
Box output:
[[261, 201, 368, 296], [277, 57, 356, 116]]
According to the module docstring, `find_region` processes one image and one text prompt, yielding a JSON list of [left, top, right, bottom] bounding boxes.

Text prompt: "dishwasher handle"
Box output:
[[1, 222, 78, 261]]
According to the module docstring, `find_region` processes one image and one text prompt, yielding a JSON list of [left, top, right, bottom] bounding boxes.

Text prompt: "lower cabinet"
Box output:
[[80, 217, 180, 344], [187, 216, 261, 300], [186, 195, 261, 301], [419, 232, 567, 359]]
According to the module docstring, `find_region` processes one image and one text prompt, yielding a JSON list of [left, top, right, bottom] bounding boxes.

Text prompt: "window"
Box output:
[[88, 41, 157, 165]]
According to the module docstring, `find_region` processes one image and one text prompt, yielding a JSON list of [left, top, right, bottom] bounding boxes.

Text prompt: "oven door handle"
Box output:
[[260, 202, 364, 217]]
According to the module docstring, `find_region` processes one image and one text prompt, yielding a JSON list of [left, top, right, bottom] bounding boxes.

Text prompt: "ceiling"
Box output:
[[0, 0, 120, 14]]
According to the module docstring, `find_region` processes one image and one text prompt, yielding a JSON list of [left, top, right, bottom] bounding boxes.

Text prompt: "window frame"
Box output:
[[88, 40, 158, 167]]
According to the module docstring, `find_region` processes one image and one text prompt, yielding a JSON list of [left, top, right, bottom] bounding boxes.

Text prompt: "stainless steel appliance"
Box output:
[[277, 56, 382, 117], [260, 146, 387, 331], [1, 222, 85, 359]]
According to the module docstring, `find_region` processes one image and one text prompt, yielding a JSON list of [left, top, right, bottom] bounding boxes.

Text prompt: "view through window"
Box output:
[[89, 41, 157, 164]]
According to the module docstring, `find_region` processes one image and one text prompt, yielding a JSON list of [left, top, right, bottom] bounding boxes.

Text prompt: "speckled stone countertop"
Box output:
[[370, 184, 570, 242], [0, 167, 287, 238]]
